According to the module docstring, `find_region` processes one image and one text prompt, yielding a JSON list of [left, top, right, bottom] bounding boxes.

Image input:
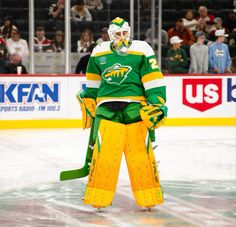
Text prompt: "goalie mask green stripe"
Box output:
[[110, 17, 126, 27]]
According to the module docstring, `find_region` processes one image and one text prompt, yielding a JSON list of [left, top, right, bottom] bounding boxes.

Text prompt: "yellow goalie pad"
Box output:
[[84, 120, 126, 207], [124, 122, 164, 207]]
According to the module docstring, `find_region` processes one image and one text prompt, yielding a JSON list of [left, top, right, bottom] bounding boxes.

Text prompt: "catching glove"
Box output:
[[76, 90, 96, 129], [140, 103, 168, 130]]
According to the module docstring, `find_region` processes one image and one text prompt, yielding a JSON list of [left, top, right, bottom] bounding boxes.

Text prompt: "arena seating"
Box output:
[[0, 0, 234, 71], [1, 0, 234, 40]]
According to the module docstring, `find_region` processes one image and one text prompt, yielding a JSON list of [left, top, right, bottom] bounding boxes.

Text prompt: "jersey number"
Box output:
[[149, 59, 159, 69]]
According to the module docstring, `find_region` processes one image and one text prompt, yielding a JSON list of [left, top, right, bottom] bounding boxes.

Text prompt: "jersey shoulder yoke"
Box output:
[[91, 41, 112, 57], [128, 40, 155, 57]]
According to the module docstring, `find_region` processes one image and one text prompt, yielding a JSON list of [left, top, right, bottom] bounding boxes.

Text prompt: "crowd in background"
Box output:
[[0, 0, 236, 74]]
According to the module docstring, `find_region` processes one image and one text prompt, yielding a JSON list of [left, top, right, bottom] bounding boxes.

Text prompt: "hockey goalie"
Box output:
[[61, 17, 167, 209]]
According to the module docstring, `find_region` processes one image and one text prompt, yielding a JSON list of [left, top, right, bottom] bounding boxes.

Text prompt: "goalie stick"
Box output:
[[60, 120, 94, 181], [60, 119, 158, 181]]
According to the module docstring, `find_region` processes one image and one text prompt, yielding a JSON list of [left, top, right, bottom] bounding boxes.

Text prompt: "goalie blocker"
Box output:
[[84, 119, 163, 208]]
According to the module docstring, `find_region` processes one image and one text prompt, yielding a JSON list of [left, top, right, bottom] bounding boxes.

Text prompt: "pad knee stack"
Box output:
[[84, 120, 126, 207], [124, 122, 164, 207]]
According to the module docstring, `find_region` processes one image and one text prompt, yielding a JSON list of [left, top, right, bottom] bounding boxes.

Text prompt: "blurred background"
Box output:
[[0, 0, 235, 74]]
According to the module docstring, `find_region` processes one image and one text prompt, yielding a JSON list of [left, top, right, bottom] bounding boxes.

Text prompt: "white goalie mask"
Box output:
[[108, 17, 131, 54]]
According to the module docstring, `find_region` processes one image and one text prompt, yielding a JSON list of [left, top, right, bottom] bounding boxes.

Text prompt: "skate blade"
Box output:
[[92, 205, 105, 212], [144, 205, 155, 211]]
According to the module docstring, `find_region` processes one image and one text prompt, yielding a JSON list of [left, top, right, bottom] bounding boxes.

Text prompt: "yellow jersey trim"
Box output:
[[86, 73, 101, 81], [127, 50, 144, 56], [142, 72, 163, 83], [94, 51, 112, 57]]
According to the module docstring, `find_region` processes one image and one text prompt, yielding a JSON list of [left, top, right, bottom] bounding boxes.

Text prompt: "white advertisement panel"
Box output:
[[0, 74, 235, 121], [166, 75, 236, 118], [0, 76, 84, 120]]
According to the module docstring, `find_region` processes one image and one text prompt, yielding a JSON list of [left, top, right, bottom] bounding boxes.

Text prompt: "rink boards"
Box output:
[[0, 74, 235, 128]]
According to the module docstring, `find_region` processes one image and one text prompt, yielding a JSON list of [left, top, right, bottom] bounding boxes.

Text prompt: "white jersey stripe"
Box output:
[[86, 80, 101, 88], [143, 79, 166, 91], [91, 40, 155, 57]]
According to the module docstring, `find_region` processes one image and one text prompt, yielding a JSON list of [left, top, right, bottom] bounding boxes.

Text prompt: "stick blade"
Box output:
[[60, 166, 89, 181]]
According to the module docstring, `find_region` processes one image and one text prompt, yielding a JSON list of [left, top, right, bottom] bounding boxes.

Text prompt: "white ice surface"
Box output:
[[0, 126, 235, 192]]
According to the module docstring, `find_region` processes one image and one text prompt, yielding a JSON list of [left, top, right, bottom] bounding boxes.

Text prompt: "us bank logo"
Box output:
[[182, 78, 222, 112]]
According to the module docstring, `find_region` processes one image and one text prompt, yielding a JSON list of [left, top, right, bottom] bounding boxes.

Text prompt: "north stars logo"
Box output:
[[102, 63, 131, 85]]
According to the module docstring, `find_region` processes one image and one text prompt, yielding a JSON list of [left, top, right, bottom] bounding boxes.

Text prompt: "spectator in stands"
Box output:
[[0, 58, 8, 73], [167, 36, 188, 74], [34, 26, 53, 52], [84, 0, 103, 10], [6, 29, 29, 62], [145, 22, 169, 45], [225, 10, 236, 32], [0, 42, 8, 74], [48, 0, 65, 31], [183, 10, 198, 32], [0, 36, 6, 47], [209, 29, 232, 74], [51, 30, 64, 52], [71, 0, 92, 22], [196, 19, 211, 41], [189, 31, 208, 74], [77, 29, 94, 53], [229, 31, 236, 46], [6, 53, 27, 74], [210, 17, 228, 40], [0, 16, 17, 40], [168, 18, 195, 46], [213, 17, 224, 30], [96, 27, 110, 44], [49, 0, 64, 20], [197, 6, 215, 34], [75, 43, 96, 73], [231, 56, 236, 73], [0, 35, 7, 57]]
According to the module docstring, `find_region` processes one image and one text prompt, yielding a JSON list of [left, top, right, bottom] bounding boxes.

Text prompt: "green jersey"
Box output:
[[167, 47, 188, 74], [85, 40, 166, 105]]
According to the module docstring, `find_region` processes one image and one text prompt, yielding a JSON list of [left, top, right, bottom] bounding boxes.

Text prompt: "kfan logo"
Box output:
[[0, 82, 59, 104], [183, 78, 222, 112]]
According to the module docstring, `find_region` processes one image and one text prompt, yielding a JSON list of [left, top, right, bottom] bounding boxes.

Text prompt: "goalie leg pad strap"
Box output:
[[84, 119, 126, 207], [124, 122, 164, 207]]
